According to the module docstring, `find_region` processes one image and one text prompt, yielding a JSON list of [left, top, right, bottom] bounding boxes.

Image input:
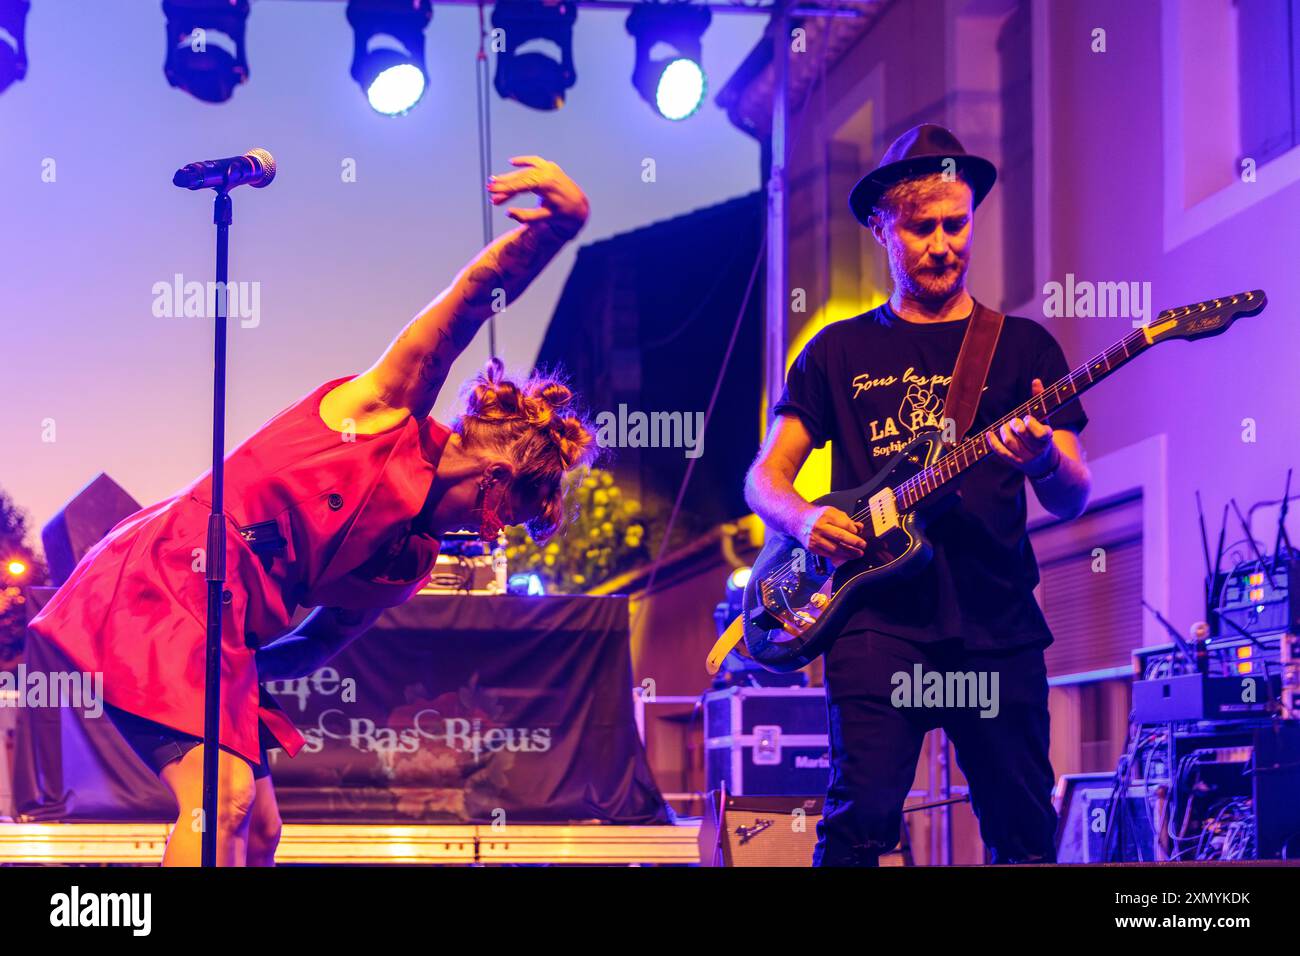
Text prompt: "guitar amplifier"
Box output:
[[703, 686, 830, 795], [698, 793, 823, 866], [698, 792, 909, 866]]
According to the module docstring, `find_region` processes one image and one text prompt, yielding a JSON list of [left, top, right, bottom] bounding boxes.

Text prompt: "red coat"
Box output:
[[28, 374, 451, 765]]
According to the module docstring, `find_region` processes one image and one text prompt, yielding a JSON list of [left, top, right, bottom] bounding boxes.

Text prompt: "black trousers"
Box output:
[[813, 628, 1058, 866]]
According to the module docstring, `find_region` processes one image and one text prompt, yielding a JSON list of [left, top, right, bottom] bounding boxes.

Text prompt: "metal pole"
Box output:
[[201, 189, 232, 867], [475, 0, 497, 360], [940, 729, 952, 864], [928, 729, 953, 865], [764, 0, 789, 422]]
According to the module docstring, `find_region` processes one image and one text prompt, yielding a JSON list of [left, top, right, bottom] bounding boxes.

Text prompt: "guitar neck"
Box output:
[[896, 325, 1154, 510]]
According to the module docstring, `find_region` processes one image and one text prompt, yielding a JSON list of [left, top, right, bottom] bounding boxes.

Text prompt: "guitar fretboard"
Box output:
[[892, 325, 1153, 511]]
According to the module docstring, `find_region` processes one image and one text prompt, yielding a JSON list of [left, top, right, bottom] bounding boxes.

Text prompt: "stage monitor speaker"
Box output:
[[41, 473, 141, 586], [698, 792, 911, 866], [1254, 722, 1300, 859], [1054, 773, 1157, 863]]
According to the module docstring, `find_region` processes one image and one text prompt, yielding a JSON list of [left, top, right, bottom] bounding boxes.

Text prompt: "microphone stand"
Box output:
[[200, 187, 233, 868], [1141, 600, 1200, 673]]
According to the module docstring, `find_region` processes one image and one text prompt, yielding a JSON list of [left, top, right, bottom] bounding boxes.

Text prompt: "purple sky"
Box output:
[[0, 0, 765, 534]]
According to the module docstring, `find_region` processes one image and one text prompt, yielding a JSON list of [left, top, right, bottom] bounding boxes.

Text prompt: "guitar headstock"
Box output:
[[1142, 290, 1268, 345]]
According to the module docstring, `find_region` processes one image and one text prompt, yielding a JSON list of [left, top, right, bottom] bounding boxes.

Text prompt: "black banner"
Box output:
[[16, 589, 669, 825]]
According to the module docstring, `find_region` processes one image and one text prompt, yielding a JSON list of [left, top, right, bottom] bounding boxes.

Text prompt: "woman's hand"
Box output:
[[358, 154, 587, 420], [487, 156, 590, 240], [254, 606, 382, 681]]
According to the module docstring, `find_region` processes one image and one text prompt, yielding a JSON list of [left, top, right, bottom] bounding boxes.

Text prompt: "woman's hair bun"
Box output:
[[464, 358, 525, 422], [552, 413, 594, 470], [455, 361, 598, 540], [534, 380, 573, 409]]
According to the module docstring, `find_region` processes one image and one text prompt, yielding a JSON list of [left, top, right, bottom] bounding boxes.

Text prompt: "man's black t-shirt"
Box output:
[[772, 301, 1088, 650]]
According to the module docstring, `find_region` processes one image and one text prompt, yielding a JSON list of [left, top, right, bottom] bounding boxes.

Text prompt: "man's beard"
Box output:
[[890, 245, 969, 305]]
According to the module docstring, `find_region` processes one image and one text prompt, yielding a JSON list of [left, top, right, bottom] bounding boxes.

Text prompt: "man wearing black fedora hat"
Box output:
[[745, 123, 1093, 865]]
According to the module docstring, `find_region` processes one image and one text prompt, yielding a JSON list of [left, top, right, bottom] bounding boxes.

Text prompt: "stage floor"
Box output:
[[0, 822, 703, 866]]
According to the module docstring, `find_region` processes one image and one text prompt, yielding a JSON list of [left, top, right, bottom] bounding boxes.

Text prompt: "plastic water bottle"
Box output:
[[492, 532, 508, 593]]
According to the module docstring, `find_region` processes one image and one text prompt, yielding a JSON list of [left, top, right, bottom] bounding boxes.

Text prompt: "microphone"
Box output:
[[1190, 620, 1211, 674], [173, 148, 276, 191]]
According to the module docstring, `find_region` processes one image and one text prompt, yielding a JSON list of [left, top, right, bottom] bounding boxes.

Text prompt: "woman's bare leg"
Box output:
[[158, 745, 257, 866], [245, 776, 282, 867]]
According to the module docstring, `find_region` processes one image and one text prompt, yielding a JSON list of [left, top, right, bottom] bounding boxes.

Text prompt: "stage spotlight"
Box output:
[[508, 572, 545, 596], [6, 559, 27, 578], [347, 0, 433, 116], [626, 1, 711, 121], [0, 0, 30, 96], [491, 0, 577, 112], [712, 564, 804, 689], [163, 0, 251, 104], [727, 565, 752, 593]]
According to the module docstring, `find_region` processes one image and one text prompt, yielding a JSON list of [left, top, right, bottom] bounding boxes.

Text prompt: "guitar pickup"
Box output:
[[868, 488, 899, 535]]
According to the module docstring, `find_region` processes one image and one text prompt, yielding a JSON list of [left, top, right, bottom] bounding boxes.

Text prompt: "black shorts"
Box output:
[[104, 702, 275, 780]]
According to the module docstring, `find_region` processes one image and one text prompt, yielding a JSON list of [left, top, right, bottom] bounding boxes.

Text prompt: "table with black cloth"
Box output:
[[16, 588, 670, 825]]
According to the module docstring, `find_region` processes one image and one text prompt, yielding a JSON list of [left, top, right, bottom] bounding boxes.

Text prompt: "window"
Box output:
[[1161, 0, 1300, 247], [1032, 492, 1144, 678], [1237, 0, 1300, 167]]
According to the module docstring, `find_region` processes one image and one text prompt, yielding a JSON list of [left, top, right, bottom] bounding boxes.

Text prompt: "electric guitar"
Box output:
[[742, 290, 1269, 672]]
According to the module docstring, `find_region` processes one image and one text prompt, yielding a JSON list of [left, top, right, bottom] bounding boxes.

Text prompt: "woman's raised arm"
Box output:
[[335, 156, 589, 427]]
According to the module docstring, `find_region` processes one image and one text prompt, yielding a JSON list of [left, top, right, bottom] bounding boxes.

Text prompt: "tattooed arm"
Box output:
[[320, 156, 589, 431]]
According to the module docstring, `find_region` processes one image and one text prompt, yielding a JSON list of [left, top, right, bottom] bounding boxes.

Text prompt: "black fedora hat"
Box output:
[[849, 123, 997, 227]]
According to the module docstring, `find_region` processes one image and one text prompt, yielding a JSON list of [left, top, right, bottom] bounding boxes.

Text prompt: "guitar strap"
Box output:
[[941, 301, 1005, 441]]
